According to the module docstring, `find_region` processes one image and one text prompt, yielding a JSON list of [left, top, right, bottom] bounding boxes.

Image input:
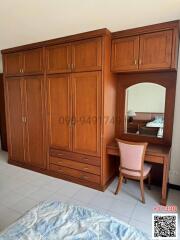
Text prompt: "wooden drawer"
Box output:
[[50, 148, 101, 166], [50, 156, 101, 175], [145, 154, 164, 164], [49, 164, 100, 184]]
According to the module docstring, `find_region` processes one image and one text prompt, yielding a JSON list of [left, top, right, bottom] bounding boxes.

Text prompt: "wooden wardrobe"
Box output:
[[0, 73, 7, 151], [2, 29, 117, 190]]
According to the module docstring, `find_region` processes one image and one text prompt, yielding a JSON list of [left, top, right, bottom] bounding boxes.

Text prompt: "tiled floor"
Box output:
[[0, 149, 180, 238]]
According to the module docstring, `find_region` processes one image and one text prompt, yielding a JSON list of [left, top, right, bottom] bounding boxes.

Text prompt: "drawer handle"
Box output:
[[58, 168, 63, 172], [83, 167, 89, 170], [58, 161, 63, 164], [81, 175, 89, 180], [57, 153, 63, 156], [83, 158, 89, 161]]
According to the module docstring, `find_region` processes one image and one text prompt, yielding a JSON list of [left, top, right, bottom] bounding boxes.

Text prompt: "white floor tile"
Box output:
[[47, 190, 69, 202], [129, 219, 152, 237], [72, 187, 98, 204], [13, 183, 39, 196], [28, 188, 54, 202], [106, 210, 130, 223], [0, 206, 21, 231], [11, 197, 39, 214], [131, 204, 154, 224], [1, 191, 25, 208]]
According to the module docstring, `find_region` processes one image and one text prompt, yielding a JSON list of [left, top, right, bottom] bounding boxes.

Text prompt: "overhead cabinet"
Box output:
[[112, 26, 179, 72], [46, 38, 102, 74], [4, 48, 44, 76]]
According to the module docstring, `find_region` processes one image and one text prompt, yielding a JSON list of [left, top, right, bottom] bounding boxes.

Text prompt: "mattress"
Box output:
[[0, 201, 150, 240]]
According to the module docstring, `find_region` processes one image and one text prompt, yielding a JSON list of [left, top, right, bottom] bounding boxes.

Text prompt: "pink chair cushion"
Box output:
[[121, 163, 152, 177], [117, 142, 145, 171]]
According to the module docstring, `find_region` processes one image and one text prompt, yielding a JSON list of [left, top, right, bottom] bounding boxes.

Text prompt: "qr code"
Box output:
[[152, 213, 178, 239]]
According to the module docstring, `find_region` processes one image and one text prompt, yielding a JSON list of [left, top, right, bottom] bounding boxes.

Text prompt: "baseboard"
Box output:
[[168, 183, 180, 191]]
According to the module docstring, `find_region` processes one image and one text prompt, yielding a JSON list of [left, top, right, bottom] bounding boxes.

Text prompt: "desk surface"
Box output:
[[107, 141, 171, 157]]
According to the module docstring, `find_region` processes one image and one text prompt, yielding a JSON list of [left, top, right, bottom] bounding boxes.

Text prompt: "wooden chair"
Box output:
[[115, 139, 152, 203]]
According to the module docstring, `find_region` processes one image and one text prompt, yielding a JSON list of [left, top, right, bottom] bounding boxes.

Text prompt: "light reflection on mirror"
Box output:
[[125, 83, 166, 138]]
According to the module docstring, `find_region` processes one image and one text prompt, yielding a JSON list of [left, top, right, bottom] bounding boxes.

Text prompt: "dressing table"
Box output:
[[107, 141, 171, 205], [107, 71, 177, 206]]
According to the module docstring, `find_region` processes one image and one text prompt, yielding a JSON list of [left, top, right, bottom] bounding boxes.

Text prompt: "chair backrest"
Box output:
[[116, 139, 148, 172]]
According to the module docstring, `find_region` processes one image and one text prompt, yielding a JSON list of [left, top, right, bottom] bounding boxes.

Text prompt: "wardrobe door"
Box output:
[[47, 74, 72, 151], [139, 30, 173, 70], [72, 38, 102, 72], [23, 48, 44, 75], [46, 44, 71, 74], [72, 72, 101, 156], [111, 36, 139, 72], [24, 76, 46, 169], [4, 53, 22, 77], [5, 77, 25, 163]]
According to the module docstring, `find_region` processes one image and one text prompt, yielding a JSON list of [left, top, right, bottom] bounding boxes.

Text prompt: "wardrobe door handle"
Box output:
[[80, 175, 89, 180], [83, 167, 89, 171], [57, 153, 63, 157]]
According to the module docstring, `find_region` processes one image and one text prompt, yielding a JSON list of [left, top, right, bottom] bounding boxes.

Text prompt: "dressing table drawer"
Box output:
[[145, 155, 164, 164]]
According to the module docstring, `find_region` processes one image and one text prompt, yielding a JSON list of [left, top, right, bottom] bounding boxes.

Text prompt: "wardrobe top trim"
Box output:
[[1, 28, 111, 54]]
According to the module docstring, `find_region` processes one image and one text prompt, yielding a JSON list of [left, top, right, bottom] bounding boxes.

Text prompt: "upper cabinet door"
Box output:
[[139, 30, 173, 70], [5, 77, 25, 163], [47, 74, 72, 151], [24, 75, 46, 169], [72, 38, 102, 72], [23, 48, 44, 75], [4, 53, 22, 76], [46, 44, 71, 74], [72, 72, 101, 156], [111, 36, 139, 72]]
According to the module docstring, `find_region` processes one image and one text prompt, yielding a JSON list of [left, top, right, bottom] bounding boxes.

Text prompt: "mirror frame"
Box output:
[[116, 72, 176, 145]]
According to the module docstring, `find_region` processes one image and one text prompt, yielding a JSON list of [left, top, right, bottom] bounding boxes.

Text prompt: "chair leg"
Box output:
[[123, 178, 127, 184], [148, 173, 151, 190], [140, 179, 145, 203], [115, 175, 123, 195]]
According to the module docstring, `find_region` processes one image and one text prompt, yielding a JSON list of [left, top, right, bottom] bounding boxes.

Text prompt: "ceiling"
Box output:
[[0, 0, 180, 49]]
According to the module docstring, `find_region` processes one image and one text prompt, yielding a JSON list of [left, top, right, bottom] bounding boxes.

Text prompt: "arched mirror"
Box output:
[[116, 72, 176, 145], [125, 83, 166, 138]]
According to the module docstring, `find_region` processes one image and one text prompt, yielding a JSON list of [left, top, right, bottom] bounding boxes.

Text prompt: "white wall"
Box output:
[[127, 83, 166, 113], [0, 0, 180, 184]]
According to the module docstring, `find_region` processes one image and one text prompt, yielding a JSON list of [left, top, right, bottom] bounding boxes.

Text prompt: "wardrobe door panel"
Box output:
[[5, 77, 25, 163], [72, 72, 101, 156], [111, 36, 139, 72], [47, 74, 72, 150], [72, 38, 102, 72], [24, 76, 46, 168], [4, 53, 22, 76], [139, 30, 173, 70], [46, 44, 71, 74], [23, 48, 44, 75]]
